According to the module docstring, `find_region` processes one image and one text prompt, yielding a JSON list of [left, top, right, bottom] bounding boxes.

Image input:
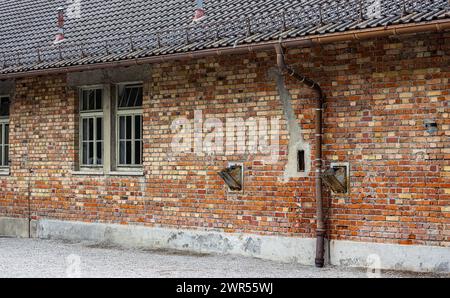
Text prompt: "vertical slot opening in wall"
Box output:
[[297, 150, 305, 172]]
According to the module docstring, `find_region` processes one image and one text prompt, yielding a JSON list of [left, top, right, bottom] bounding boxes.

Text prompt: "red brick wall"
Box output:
[[0, 32, 448, 247]]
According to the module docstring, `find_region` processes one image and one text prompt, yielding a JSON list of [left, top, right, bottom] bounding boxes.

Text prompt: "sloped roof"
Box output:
[[0, 0, 449, 77]]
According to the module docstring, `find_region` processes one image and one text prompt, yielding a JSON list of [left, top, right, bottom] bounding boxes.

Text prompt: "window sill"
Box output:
[[71, 170, 104, 176], [70, 170, 144, 177], [0, 168, 10, 176], [108, 171, 144, 177]]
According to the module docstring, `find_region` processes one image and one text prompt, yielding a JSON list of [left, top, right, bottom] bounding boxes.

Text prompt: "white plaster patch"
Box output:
[[268, 68, 311, 181]]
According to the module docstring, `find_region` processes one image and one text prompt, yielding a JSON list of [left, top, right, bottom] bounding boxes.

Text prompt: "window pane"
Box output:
[[0, 124, 2, 145], [4, 124, 8, 145], [126, 116, 132, 139], [4, 145, 8, 166], [82, 90, 91, 111], [118, 85, 143, 108], [118, 88, 127, 108], [119, 141, 126, 164], [135, 140, 142, 165], [96, 142, 103, 165], [88, 142, 94, 164], [0, 145, 3, 166], [135, 87, 143, 107], [82, 141, 96, 166], [82, 118, 88, 141], [135, 115, 142, 139], [0, 97, 10, 117], [81, 92, 88, 111], [88, 90, 95, 110], [88, 118, 94, 141], [96, 118, 103, 141], [80, 90, 103, 167], [95, 89, 103, 110], [126, 141, 132, 164], [118, 95, 124, 108], [126, 88, 134, 107], [118, 114, 143, 165], [119, 116, 126, 140], [81, 89, 102, 111], [82, 142, 89, 165]]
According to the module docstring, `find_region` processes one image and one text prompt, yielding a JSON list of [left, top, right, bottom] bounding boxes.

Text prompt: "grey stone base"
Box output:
[[1, 217, 449, 273], [37, 219, 318, 265], [330, 240, 450, 273], [0, 217, 37, 238]]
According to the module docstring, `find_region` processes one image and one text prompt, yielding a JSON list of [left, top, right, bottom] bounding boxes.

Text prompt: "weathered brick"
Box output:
[[0, 32, 448, 248]]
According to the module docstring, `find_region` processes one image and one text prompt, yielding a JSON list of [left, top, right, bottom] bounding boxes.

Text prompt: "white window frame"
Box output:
[[73, 83, 144, 176], [0, 95, 10, 171], [115, 83, 143, 170], [78, 86, 105, 171]]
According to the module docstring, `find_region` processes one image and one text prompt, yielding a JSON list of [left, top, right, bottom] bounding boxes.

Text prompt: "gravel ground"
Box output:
[[0, 238, 446, 278]]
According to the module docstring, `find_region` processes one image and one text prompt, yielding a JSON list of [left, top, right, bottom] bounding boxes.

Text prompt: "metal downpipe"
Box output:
[[274, 44, 325, 268]]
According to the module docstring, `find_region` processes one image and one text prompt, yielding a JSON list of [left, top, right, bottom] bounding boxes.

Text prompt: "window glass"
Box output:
[[119, 141, 126, 165], [0, 97, 9, 117], [3, 145, 8, 167], [80, 88, 103, 167], [0, 123, 9, 167], [135, 140, 142, 165], [118, 114, 143, 166], [0, 97, 10, 167], [81, 89, 102, 112], [88, 118, 94, 141], [4, 124, 8, 145], [117, 84, 143, 166], [126, 141, 132, 164], [135, 115, 142, 139], [88, 142, 94, 164], [119, 116, 126, 140], [82, 142, 89, 165], [82, 118, 88, 141], [118, 85, 143, 108], [81, 116, 103, 166], [96, 117, 103, 141], [76, 84, 145, 170], [96, 142, 103, 165], [126, 116, 132, 139]]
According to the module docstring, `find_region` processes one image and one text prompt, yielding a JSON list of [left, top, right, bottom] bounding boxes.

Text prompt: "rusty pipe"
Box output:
[[0, 20, 449, 80], [275, 44, 326, 268]]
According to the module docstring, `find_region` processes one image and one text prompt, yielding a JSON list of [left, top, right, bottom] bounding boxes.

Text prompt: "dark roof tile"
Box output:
[[0, 0, 448, 75]]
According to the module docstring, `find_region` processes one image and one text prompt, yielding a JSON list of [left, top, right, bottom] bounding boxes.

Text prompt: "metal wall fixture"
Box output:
[[218, 163, 244, 191], [322, 163, 350, 194], [425, 119, 438, 134]]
